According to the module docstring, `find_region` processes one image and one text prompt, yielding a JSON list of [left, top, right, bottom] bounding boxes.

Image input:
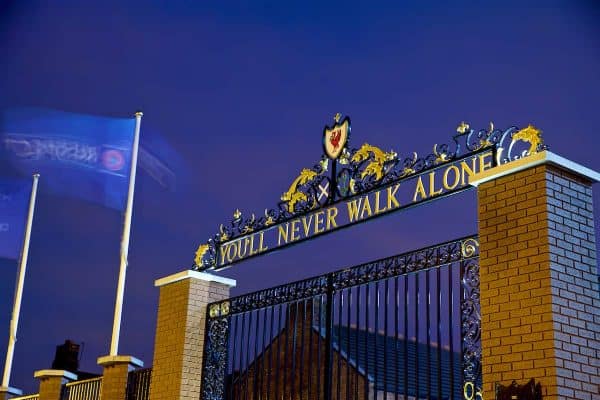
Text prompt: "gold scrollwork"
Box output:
[[233, 209, 242, 220], [219, 224, 229, 241], [433, 144, 449, 164], [209, 304, 220, 318], [463, 381, 483, 400], [220, 301, 230, 316], [281, 168, 320, 213], [264, 209, 275, 226], [351, 143, 397, 181], [319, 158, 329, 172], [338, 148, 351, 165], [241, 213, 256, 234], [194, 243, 209, 266], [461, 238, 479, 258], [512, 124, 542, 155], [209, 301, 230, 318], [457, 121, 470, 134]]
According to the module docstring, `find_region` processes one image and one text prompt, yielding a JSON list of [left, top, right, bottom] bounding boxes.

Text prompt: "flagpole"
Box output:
[[2, 174, 39, 388], [109, 111, 142, 356]]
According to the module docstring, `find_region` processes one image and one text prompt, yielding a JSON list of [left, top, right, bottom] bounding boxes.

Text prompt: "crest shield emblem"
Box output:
[[323, 116, 350, 160]]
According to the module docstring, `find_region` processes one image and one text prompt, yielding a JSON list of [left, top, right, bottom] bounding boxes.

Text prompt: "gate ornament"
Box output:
[[194, 116, 546, 271], [281, 168, 321, 213], [323, 113, 350, 160]]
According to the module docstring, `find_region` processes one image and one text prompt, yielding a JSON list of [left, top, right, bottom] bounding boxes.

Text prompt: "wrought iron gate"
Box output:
[[201, 235, 481, 400]]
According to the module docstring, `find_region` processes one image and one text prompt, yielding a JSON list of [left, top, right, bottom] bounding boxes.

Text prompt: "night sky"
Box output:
[[1, 0, 599, 394]]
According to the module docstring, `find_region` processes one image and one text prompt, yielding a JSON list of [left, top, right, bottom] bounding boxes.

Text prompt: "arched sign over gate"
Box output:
[[194, 116, 544, 272], [196, 116, 546, 400]]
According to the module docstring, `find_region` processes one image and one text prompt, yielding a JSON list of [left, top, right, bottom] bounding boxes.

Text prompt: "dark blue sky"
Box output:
[[0, 0, 599, 393]]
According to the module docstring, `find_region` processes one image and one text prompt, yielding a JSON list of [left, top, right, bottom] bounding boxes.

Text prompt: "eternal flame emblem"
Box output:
[[323, 113, 350, 160]]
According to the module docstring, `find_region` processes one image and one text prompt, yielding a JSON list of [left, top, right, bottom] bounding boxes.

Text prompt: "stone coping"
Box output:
[[0, 387, 22, 395], [155, 269, 236, 288], [33, 369, 77, 381], [469, 150, 600, 187], [97, 355, 143, 368]]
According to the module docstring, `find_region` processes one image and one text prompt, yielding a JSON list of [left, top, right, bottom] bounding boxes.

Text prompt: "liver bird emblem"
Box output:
[[330, 129, 342, 150]]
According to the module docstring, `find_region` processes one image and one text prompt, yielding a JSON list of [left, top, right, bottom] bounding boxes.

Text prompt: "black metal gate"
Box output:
[[201, 235, 481, 400]]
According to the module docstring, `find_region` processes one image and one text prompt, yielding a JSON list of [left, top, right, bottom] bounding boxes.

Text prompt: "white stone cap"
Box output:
[[469, 150, 600, 187], [97, 355, 143, 367], [0, 386, 22, 395], [155, 269, 236, 288], [33, 369, 77, 381]]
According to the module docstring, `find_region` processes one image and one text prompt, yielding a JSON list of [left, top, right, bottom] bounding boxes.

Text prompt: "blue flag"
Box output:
[[1, 107, 136, 210], [0, 179, 30, 260]]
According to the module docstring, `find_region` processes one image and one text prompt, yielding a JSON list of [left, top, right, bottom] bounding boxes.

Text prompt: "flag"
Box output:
[[0, 179, 30, 260], [1, 107, 136, 210]]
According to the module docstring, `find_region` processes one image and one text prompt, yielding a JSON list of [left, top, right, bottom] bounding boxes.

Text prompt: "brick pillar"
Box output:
[[97, 355, 143, 400], [0, 386, 22, 400], [471, 151, 600, 400], [148, 270, 235, 400], [33, 370, 77, 400]]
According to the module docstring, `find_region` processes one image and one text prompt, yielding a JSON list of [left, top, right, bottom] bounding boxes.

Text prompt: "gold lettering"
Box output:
[[460, 158, 476, 185], [290, 219, 300, 242], [226, 242, 237, 262], [248, 235, 257, 256], [302, 214, 314, 237], [428, 171, 443, 197], [479, 152, 492, 172], [443, 165, 460, 190], [237, 237, 249, 259], [219, 245, 228, 265], [277, 223, 289, 246], [258, 231, 268, 252], [347, 198, 363, 222], [326, 207, 338, 229], [374, 190, 387, 214], [413, 176, 427, 202], [314, 211, 325, 234], [387, 184, 400, 209], [360, 195, 372, 219]]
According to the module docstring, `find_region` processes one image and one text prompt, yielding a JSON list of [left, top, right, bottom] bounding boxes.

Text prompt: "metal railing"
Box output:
[[126, 367, 152, 400], [10, 395, 39, 400], [62, 376, 102, 400]]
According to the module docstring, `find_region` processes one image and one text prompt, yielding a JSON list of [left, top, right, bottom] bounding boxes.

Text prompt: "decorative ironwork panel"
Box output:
[[462, 254, 482, 398], [201, 317, 230, 400], [201, 235, 482, 400], [207, 235, 479, 317]]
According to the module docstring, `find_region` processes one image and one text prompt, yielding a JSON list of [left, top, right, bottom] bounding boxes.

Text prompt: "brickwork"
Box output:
[[545, 167, 600, 399], [99, 361, 132, 400], [148, 274, 232, 400], [477, 163, 600, 400], [37, 376, 68, 400]]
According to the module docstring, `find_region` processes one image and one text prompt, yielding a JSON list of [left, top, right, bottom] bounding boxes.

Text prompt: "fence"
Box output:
[[10, 395, 39, 400], [201, 235, 481, 400], [62, 377, 102, 400], [125, 367, 152, 400]]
